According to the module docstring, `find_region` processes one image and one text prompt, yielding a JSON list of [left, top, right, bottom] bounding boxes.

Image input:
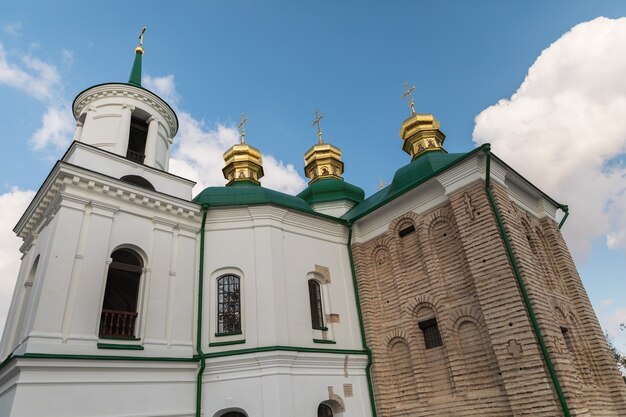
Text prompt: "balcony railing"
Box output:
[[126, 150, 146, 164], [99, 309, 138, 338]]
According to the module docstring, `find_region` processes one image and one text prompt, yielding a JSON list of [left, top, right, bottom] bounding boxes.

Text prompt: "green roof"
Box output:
[[297, 178, 365, 205], [342, 148, 482, 222], [128, 52, 142, 86], [193, 183, 318, 216]]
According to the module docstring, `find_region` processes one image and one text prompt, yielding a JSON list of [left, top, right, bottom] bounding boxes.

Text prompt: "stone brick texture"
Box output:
[[352, 179, 626, 416]]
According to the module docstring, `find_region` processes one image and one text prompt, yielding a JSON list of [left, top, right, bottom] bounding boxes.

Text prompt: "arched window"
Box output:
[[317, 403, 334, 417], [217, 275, 241, 335], [99, 249, 143, 338], [308, 279, 324, 329], [120, 175, 155, 191]]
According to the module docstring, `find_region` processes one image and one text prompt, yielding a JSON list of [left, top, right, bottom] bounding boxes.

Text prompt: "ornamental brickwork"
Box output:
[[352, 180, 626, 416]]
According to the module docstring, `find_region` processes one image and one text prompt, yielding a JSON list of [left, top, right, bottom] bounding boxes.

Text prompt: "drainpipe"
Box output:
[[346, 223, 378, 417], [558, 205, 569, 229], [482, 144, 571, 417], [196, 204, 209, 417]]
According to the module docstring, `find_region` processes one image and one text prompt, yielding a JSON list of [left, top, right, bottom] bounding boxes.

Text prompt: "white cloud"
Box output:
[[602, 298, 615, 309], [144, 74, 179, 106], [0, 188, 35, 336], [0, 42, 61, 102], [473, 17, 626, 260], [30, 105, 74, 150], [145, 75, 307, 195], [2, 22, 22, 37], [61, 49, 74, 66]]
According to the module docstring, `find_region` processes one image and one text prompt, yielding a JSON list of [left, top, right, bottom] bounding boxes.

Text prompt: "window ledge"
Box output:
[[313, 339, 336, 344], [97, 343, 144, 350], [313, 326, 329, 331], [209, 339, 246, 347], [99, 336, 141, 341], [215, 331, 242, 337]]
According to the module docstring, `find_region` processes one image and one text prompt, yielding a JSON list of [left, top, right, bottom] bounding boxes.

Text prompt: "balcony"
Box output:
[[99, 309, 138, 338], [126, 149, 145, 164]]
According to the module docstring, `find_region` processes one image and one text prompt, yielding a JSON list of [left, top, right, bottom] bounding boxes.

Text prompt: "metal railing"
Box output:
[[99, 309, 138, 338], [126, 150, 146, 164]]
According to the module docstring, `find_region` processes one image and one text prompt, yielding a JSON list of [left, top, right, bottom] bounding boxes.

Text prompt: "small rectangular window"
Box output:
[[398, 225, 416, 237], [418, 318, 443, 349]]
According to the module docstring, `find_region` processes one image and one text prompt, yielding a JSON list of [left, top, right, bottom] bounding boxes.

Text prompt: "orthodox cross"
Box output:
[[312, 110, 325, 144], [237, 113, 249, 143], [139, 27, 146, 47], [401, 82, 416, 114]]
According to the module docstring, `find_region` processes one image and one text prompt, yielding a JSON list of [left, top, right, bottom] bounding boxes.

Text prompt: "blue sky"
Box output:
[[0, 1, 625, 351]]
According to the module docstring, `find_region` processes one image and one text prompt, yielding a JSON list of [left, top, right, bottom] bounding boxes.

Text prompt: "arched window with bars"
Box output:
[[308, 279, 325, 330], [99, 248, 143, 338], [217, 275, 241, 335]]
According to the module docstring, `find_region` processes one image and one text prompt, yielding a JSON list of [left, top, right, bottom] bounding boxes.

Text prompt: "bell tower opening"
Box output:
[[127, 116, 149, 163]]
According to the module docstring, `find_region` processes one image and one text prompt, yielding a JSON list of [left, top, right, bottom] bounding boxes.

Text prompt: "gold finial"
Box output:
[[136, 27, 147, 55], [237, 113, 249, 144], [312, 110, 325, 144], [401, 82, 416, 115], [377, 179, 387, 190]]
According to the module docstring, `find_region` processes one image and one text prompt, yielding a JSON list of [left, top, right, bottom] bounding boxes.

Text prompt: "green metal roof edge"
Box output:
[[343, 145, 487, 222], [297, 178, 365, 205], [71, 82, 179, 134], [192, 185, 348, 225]]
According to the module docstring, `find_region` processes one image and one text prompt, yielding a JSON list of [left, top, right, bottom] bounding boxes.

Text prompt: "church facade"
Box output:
[[0, 37, 624, 417]]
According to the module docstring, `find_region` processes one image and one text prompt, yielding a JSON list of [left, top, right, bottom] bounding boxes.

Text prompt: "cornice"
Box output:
[[15, 163, 200, 243], [72, 83, 178, 136]]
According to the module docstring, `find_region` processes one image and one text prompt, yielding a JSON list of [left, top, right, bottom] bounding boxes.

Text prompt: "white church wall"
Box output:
[[65, 142, 195, 200], [203, 351, 372, 417], [202, 205, 362, 352]]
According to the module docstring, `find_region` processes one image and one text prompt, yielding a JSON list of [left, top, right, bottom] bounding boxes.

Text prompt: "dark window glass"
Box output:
[[317, 404, 333, 417], [308, 280, 324, 329], [418, 318, 443, 349], [127, 117, 148, 163], [398, 224, 416, 237], [221, 413, 246, 417], [100, 249, 143, 338], [217, 275, 241, 334]]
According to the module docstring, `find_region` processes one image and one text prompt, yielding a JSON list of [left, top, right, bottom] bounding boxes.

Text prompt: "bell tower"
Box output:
[[71, 28, 178, 171]]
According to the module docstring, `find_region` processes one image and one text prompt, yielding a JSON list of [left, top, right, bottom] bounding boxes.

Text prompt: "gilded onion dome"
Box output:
[[222, 113, 264, 186]]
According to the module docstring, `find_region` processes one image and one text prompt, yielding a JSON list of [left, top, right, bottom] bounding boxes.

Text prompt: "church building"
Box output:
[[0, 34, 624, 417]]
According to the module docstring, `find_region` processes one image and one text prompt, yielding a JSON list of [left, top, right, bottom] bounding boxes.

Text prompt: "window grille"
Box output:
[[418, 318, 443, 349], [308, 280, 324, 329], [217, 275, 241, 334]]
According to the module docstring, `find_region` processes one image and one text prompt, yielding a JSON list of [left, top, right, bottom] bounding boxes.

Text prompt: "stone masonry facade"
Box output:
[[351, 179, 626, 416]]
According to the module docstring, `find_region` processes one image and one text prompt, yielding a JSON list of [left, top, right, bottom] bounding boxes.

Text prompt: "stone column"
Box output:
[[144, 116, 159, 167], [72, 120, 84, 142], [116, 103, 134, 157]]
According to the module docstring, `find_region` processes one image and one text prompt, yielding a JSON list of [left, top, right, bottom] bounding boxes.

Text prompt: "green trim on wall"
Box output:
[[97, 343, 144, 351], [195, 204, 209, 417], [20, 352, 195, 362], [483, 145, 571, 417], [209, 339, 246, 347], [202, 345, 367, 359], [347, 224, 378, 417], [312, 339, 336, 344]]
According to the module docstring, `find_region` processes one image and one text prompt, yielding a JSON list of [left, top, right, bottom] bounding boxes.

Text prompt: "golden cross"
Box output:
[[312, 110, 325, 144], [139, 27, 146, 47], [237, 113, 249, 143], [401, 82, 416, 114]]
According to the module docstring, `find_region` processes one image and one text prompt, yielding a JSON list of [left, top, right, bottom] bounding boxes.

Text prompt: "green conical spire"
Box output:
[[128, 27, 146, 87]]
